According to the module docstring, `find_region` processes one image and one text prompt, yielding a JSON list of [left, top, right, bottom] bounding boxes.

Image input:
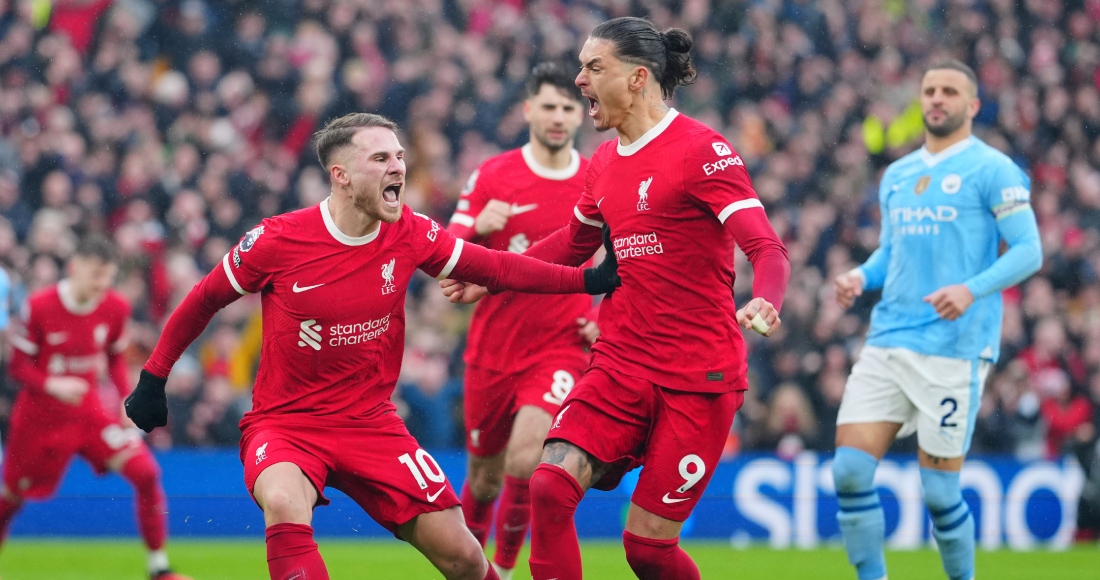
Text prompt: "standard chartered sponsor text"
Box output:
[[614, 232, 664, 259], [329, 314, 391, 346]]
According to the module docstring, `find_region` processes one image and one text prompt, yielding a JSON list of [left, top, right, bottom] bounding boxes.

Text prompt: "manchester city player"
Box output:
[[831, 60, 1042, 580]]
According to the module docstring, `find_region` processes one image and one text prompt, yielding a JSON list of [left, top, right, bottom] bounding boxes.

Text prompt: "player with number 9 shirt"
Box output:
[[443, 17, 790, 580]]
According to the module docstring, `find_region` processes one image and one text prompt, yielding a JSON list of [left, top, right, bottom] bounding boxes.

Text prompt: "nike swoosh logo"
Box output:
[[662, 492, 690, 504], [509, 203, 538, 215], [46, 333, 68, 345], [502, 523, 527, 532], [292, 282, 324, 293], [427, 487, 446, 502]]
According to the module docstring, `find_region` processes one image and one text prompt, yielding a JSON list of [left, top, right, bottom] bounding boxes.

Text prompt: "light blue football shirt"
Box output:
[[858, 136, 1042, 362]]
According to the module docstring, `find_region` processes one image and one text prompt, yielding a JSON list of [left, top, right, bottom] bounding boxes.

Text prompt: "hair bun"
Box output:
[[661, 28, 693, 54]]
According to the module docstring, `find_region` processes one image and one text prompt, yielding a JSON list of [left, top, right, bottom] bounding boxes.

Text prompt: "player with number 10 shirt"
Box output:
[[124, 113, 620, 580]]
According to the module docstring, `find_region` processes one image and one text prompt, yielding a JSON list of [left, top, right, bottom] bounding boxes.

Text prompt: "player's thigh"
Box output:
[[631, 388, 744, 524], [506, 359, 583, 477], [240, 426, 331, 520], [544, 367, 654, 491], [503, 405, 553, 478], [836, 346, 915, 455], [2, 418, 76, 500], [329, 417, 460, 537], [900, 352, 991, 460], [399, 506, 486, 577], [463, 364, 516, 458]]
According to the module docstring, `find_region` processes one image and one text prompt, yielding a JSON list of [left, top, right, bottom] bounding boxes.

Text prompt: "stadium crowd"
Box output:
[[0, 0, 1098, 497]]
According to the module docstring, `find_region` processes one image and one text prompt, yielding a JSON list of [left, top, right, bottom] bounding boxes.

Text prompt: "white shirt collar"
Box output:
[[617, 109, 679, 156], [320, 197, 381, 246], [521, 144, 581, 180], [919, 136, 975, 168], [57, 279, 101, 316]]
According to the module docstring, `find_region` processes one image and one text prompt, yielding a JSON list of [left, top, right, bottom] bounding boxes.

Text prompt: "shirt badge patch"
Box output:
[[637, 176, 653, 211], [941, 174, 962, 194], [915, 175, 931, 195], [239, 225, 264, 252]]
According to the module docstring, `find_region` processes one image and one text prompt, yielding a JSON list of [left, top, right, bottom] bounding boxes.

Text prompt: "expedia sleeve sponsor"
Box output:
[[702, 155, 744, 176]]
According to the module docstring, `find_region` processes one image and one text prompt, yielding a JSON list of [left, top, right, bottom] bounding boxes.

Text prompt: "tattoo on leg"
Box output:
[[542, 442, 572, 467]]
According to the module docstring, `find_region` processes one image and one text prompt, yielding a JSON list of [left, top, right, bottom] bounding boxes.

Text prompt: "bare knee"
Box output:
[[436, 537, 487, 580], [254, 464, 315, 526], [466, 454, 504, 501], [258, 488, 312, 525]]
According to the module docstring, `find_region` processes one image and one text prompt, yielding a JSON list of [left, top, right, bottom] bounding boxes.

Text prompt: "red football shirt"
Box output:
[[448, 145, 591, 372], [145, 199, 592, 430], [219, 202, 464, 428], [571, 110, 775, 393], [9, 282, 131, 424]]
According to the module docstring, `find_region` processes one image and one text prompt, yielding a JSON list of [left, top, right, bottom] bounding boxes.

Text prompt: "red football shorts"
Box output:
[[241, 411, 460, 536], [3, 404, 144, 499], [463, 354, 588, 457], [546, 366, 743, 521]]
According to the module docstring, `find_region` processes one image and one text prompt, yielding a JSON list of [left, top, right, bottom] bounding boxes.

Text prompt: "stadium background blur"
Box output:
[[0, 0, 1098, 515]]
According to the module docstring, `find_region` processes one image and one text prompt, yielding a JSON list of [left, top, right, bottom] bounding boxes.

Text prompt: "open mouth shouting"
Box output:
[[586, 94, 600, 118], [382, 182, 402, 208]]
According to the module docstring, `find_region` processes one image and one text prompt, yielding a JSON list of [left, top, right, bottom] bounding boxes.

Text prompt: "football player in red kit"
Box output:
[[443, 17, 790, 580], [124, 113, 619, 580], [447, 62, 594, 579], [3, 237, 190, 580]]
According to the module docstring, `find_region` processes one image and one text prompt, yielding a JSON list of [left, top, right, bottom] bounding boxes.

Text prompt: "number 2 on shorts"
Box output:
[[398, 449, 445, 490], [940, 397, 958, 428]]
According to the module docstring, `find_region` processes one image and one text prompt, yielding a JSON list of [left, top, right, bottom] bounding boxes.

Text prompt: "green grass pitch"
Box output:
[[0, 539, 1096, 579]]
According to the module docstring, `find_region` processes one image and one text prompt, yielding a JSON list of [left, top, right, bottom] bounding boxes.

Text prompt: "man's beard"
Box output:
[[924, 109, 967, 137], [534, 130, 570, 153]]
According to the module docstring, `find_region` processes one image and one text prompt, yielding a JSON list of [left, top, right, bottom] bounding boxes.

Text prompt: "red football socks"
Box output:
[[120, 452, 167, 551], [528, 464, 583, 580], [622, 530, 700, 580], [266, 523, 329, 580], [492, 475, 531, 570], [461, 482, 495, 547], [0, 496, 21, 546], [483, 561, 500, 579]]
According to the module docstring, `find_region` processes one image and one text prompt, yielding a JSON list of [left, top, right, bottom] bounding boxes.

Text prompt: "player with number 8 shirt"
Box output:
[[123, 113, 621, 580], [446, 62, 595, 579]]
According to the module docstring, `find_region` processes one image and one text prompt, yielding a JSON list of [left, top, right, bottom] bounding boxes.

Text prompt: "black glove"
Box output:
[[125, 370, 169, 433], [583, 225, 620, 295]]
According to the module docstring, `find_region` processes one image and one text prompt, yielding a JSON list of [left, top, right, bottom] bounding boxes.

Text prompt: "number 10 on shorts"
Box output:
[[399, 449, 445, 490]]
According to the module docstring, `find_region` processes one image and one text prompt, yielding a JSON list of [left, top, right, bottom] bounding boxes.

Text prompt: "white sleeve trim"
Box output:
[[573, 206, 604, 228], [449, 213, 475, 227], [222, 253, 249, 295], [10, 334, 38, 355], [436, 238, 465, 280], [717, 199, 764, 224]]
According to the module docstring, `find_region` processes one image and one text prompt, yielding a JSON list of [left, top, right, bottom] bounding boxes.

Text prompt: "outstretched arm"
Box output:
[[439, 239, 617, 296], [523, 210, 605, 266]]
